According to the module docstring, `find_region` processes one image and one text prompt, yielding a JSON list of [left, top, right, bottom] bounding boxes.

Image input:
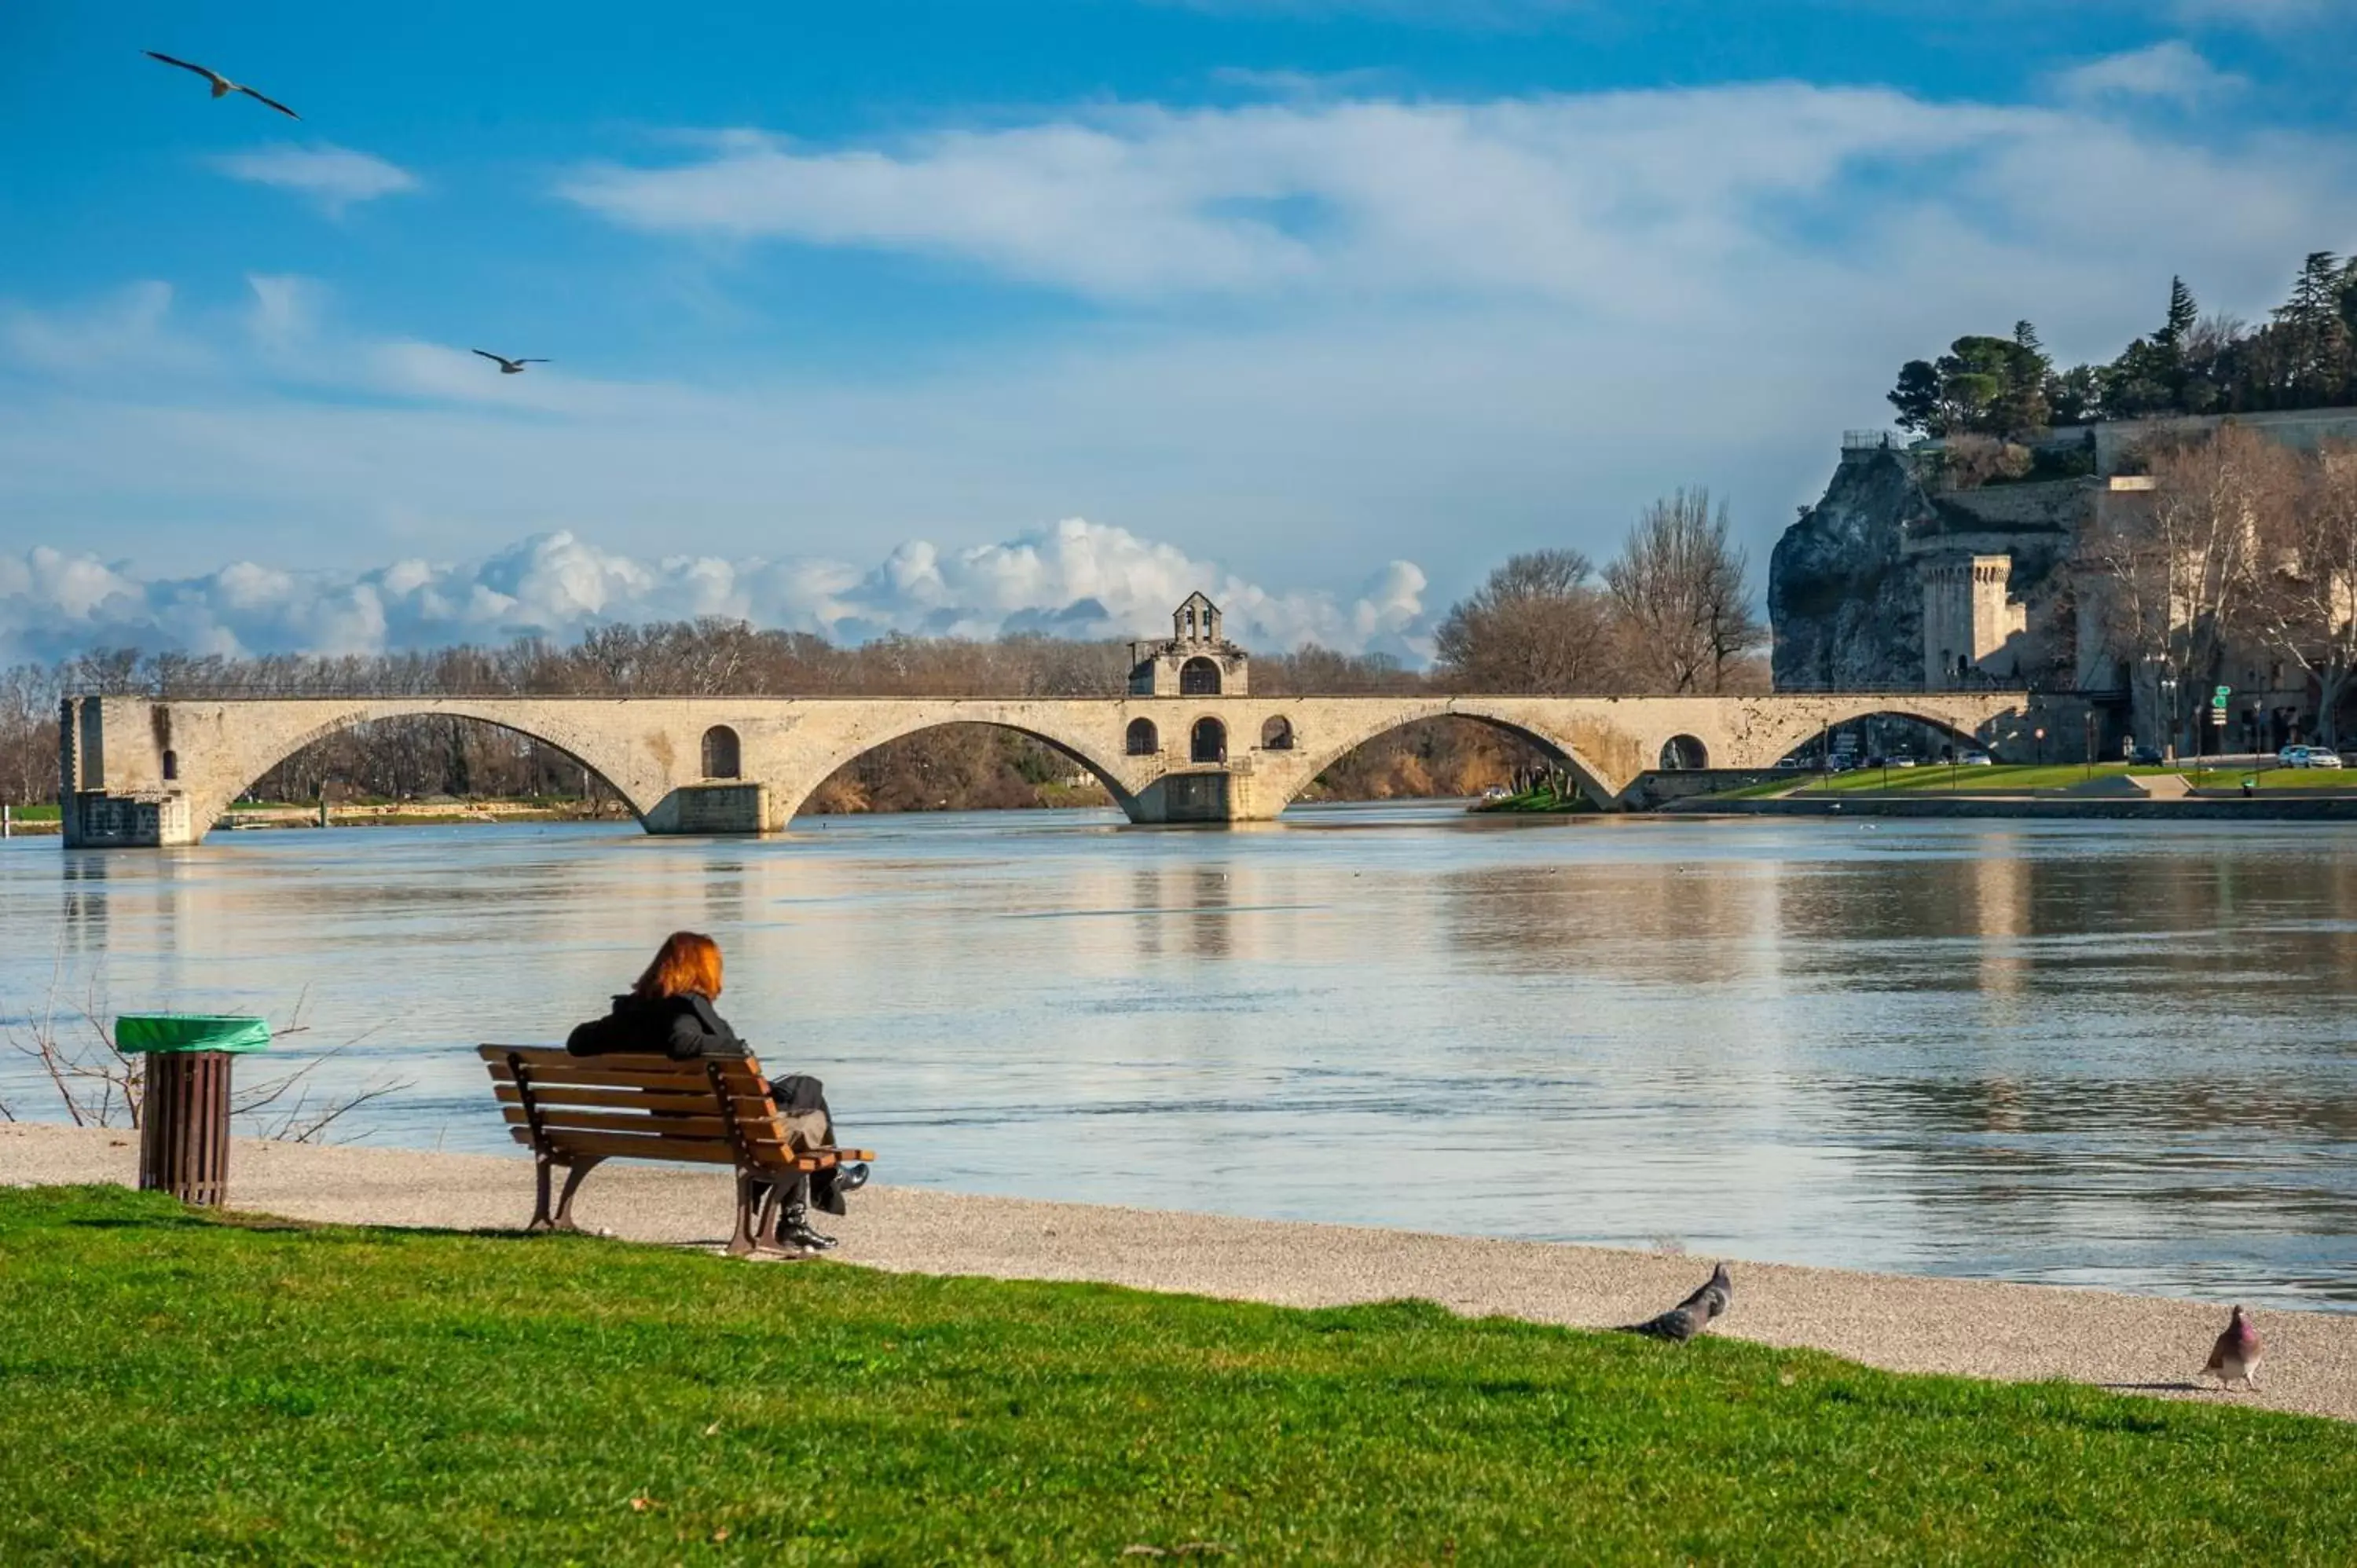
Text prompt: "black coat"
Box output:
[[565, 992, 750, 1061]]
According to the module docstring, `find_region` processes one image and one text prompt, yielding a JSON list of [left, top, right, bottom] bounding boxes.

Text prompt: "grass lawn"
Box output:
[[1741, 762, 2356, 797], [3, 1189, 2352, 1566]]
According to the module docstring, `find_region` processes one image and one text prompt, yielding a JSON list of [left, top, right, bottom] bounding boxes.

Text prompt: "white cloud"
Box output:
[[2054, 42, 2244, 104], [208, 144, 419, 214], [0, 281, 205, 376], [0, 522, 1431, 665], [559, 89, 2049, 306]]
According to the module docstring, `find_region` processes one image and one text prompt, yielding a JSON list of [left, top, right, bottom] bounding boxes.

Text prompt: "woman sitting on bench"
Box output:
[[566, 930, 864, 1252]]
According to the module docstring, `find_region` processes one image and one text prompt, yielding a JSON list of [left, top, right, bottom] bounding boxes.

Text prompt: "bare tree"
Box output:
[[1603, 489, 1766, 694], [2086, 423, 2296, 748], [1433, 550, 1618, 694], [2250, 440, 2357, 745]]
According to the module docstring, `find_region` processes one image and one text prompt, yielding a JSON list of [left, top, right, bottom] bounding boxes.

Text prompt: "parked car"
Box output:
[[2279, 744, 2313, 767], [1959, 752, 1995, 766], [2308, 749, 2345, 770], [2129, 746, 2164, 765], [1889, 757, 1918, 768]]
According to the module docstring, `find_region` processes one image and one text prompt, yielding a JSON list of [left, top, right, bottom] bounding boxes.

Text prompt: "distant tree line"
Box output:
[[1889, 253, 2357, 440], [0, 489, 1768, 811]]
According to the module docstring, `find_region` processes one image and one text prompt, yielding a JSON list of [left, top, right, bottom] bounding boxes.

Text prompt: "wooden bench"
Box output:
[[480, 1045, 876, 1256]]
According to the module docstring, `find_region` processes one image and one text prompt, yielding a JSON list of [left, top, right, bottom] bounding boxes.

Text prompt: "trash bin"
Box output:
[[117, 1014, 272, 1207]]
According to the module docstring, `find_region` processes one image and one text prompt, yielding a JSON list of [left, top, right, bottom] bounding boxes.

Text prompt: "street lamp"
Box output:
[[2158, 668, 2179, 763]]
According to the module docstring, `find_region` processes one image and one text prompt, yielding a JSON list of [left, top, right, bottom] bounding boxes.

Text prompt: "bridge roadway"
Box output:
[[56, 690, 2047, 845]]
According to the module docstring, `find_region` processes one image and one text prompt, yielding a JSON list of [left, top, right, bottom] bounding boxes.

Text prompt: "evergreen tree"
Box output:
[[1888, 359, 1945, 435], [2275, 252, 2355, 405], [2159, 276, 2198, 350]]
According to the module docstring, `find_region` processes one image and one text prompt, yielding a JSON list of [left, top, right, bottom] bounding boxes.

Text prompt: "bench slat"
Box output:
[[508, 1126, 830, 1171], [485, 1060, 768, 1094], [482, 1045, 763, 1080], [501, 1105, 754, 1140], [494, 1083, 776, 1116]]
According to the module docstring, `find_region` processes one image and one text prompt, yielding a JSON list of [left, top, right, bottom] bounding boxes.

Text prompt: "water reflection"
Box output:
[[3, 809, 2355, 1308]]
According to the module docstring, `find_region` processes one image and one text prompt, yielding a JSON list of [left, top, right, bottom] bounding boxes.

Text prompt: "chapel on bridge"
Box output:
[[1127, 592, 1250, 698]]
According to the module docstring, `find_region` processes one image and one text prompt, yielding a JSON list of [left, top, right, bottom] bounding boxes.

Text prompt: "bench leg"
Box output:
[[530, 1152, 556, 1232], [552, 1156, 605, 1233], [727, 1172, 761, 1258]]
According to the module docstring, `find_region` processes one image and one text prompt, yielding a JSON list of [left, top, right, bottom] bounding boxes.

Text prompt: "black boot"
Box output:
[[782, 1202, 837, 1252]]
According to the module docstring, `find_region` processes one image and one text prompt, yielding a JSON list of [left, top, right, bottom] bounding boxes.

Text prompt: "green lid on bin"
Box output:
[[115, 1014, 272, 1055]]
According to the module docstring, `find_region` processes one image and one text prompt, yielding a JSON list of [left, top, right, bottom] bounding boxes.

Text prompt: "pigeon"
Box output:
[[1622, 1262, 1733, 1343], [2203, 1305, 2262, 1391], [472, 350, 548, 375], [144, 52, 300, 119]]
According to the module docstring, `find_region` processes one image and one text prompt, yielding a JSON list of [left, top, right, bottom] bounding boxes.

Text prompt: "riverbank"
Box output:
[[6, 1121, 2351, 1424], [1670, 794, 2357, 819]]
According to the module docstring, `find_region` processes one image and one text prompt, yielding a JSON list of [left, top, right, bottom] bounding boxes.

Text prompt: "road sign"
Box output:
[[2212, 684, 2232, 710]]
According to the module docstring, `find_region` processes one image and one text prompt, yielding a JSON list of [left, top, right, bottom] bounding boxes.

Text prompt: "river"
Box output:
[[5, 804, 2354, 1308]]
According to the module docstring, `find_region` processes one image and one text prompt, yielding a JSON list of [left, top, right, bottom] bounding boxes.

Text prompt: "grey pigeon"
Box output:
[[2203, 1305, 2262, 1391], [1622, 1262, 1732, 1343]]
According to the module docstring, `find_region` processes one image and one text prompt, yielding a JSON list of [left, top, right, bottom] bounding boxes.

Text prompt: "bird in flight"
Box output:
[[144, 52, 301, 120], [472, 350, 549, 375]]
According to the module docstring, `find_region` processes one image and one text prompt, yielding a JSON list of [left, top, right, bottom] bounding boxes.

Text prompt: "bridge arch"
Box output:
[[767, 713, 1145, 825], [1659, 734, 1708, 771], [186, 702, 666, 841], [701, 724, 742, 779], [1754, 699, 2012, 769], [1264, 699, 1621, 813]]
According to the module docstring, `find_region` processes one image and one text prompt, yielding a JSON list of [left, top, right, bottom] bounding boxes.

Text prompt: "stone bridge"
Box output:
[[56, 690, 2052, 846]]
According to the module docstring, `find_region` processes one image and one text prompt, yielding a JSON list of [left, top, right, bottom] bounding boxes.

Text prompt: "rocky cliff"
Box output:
[[1769, 449, 1936, 690]]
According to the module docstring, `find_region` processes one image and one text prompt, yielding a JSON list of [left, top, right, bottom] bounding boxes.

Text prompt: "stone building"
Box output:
[[1128, 592, 1251, 698], [1771, 408, 2357, 752]]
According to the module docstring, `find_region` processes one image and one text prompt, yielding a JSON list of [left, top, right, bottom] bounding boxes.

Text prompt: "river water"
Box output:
[[5, 804, 2355, 1307]]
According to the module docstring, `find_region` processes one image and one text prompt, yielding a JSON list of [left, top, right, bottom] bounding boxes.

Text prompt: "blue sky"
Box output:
[[4, 0, 2356, 661]]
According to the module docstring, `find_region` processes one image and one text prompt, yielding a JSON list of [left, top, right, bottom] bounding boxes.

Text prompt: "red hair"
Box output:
[[634, 931, 724, 1002]]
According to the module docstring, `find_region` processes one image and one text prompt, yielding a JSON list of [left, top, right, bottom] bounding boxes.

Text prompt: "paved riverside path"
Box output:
[[8, 1121, 2354, 1423]]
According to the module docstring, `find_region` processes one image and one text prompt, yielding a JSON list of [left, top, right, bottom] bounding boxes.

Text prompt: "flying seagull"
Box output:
[[2203, 1305, 2262, 1391], [472, 350, 548, 375], [144, 52, 300, 119], [1622, 1263, 1733, 1343]]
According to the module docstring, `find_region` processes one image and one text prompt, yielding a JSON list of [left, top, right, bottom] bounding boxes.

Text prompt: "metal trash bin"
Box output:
[[117, 1014, 272, 1206]]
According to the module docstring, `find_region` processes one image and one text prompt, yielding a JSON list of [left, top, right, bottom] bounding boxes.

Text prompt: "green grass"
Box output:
[[4, 801, 60, 821], [3, 1189, 2352, 1563], [1753, 762, 2357, 797], [1470, 785, 1598, 814]]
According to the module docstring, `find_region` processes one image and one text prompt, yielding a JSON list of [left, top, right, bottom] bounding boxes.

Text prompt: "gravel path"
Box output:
[[8, 1121, 2352, 1423]]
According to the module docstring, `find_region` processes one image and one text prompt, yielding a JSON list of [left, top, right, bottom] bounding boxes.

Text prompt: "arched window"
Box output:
[[701, 725, 742, 780], [1126, 717, 1159, 757], [1659, 735, 1708, 771], [161, 749, 179, 782], [1179, 657, 1222, 696], [1190, 717, 1227, 764], [1259, 716, 1294, 751]]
